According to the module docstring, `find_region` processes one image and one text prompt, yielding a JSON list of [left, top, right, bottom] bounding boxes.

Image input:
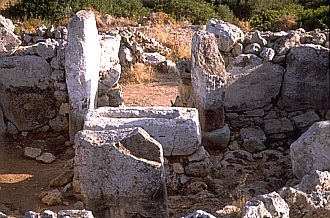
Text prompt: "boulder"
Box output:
[[278, 44, 330, 111], [206, 18, 244, 52], [36, 40, 57, 59], [260, 47, 275, 61], [191, 31, 228, 131], [264, 118, 294, 135], [240, 127, 266, 142], [184, 210, 216, 218], [0, 15, 21, 56], [0, 55, 55, 131], [290, 121, 330, 179], [41, 189, 62, 206], [273, 31, 300, 56], [225, 62, 284, 111], [242, 200, 272, 218], [295, 170, 330, 193], [65, 10, 101, 143], [24, 147, 42, 159], [202, 124, 230, 150], [141, 52, 166, 66], [57, 210, 94, 218], [36, 152, 56, 164], [250, 30, 268, 47], [291, 110, 319, 129], [98, 34, 121, 96], [84, 107, 201, 156], [74, 128, 168, 217], [255, 192, 290, 218]]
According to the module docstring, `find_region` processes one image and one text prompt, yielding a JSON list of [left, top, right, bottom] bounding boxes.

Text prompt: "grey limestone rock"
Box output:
[[84, 107, 201, 156], [24, 147, 42, 159], [58, 210, 94, 218], [0, 55, 55, 131], [0, 15, 21, 56], [291, 110, 320, 129], [202, 124, 230, 150], [255, 192, 290, 218], [264, 118, 294, 135], [206, 18, 244, 52], [278, 44, 330, 111], [184, 210, 216, 218], [36, 40, 57, 59], [141, 52, 166, 66], [242, 200, 272, 218], [65, 10, 101, 143], [191, 30, 228, 131], [290, 121, 330, 179], [36, 152, 56, 164], [74, 127, 168, 217]]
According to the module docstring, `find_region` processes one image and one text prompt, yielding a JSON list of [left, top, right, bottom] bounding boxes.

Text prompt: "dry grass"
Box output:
[[0, 0, 19, 9], [120, 63, 156, 84], [237, 20, 253, 32]]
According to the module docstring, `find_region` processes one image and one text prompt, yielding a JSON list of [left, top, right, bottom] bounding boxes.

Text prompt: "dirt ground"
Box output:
[[0, 77, 179, 217]]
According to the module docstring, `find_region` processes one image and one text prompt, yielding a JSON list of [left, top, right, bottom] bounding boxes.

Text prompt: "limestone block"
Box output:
[[58, 210, 94, 218], [206, 18, 244, 52], [244, 43, 261, 55], [291, 110, 319, 129], [225, 62, 284, 112], [74, 128, 168, 217], [295, 170, 330, 193], [240, 127, 266, 142], [202, 124, 230, 150], [264, 118, 294, 135], [84, 107, 201, 156], [98, 34, 121, 96], [65, 10, 101, 142], [260, 47, 275, 61], [191, 31, 227, 131], [242, 200, 272, 218], [141, 52, 166, 66], [0, 55, 55, 131], [290, 121, 330, 179], [250, 30, 268, 46], [36, 40, 57, 59], [256, 192, 290, 218], [0, 15, 21, 56], [273, 32, 300, 56], [278, 44, 330, 111]]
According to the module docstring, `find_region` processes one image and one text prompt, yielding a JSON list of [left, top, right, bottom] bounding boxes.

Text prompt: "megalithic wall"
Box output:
[[65, 10, 101, 143]]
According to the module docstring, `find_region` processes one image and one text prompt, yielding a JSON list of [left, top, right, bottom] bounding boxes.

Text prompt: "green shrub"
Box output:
[[299, 5, 329, 29]]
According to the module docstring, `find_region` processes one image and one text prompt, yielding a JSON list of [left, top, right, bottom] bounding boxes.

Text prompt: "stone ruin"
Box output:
[[0, 11, 329, 218]]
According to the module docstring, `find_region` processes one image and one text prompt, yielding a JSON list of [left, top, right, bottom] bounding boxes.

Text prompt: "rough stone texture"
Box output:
[[36, 40, 57, 59], [278, 44, 330, 111], [240, 127, 266, 141], [279, 170, 330, 218], [244, 43, 261, 55], [50, 171, 74, 187], [242, 200, 272, 218], [24, 147, 42, 159], [256, 192, 290, 218], [0, 15, 21, 56], [273, 32, 300, 56], [84, 107, 201, 156], [41, 189, 62, 206], [65, 10, 101, 143], [74, 128, 168, 217], [290, 121, 330, 179], [36, 152, 56, 164], [0, 108, 5, 135], [0, 55, 55, 131], [206, 18, 244, 52], [98, 34, 121, 97], [184, 210, 216, 218], [260, 47, 275, 61], [191, 31, 227, 131], [250, 30, 267, 46], [202, 124, 230, 150], [291, 110, 320, 129], [141, 52, 166, 66], [225, 62, 284, 111], [57, 210, 94, 218], [264, 118, 294, 135]]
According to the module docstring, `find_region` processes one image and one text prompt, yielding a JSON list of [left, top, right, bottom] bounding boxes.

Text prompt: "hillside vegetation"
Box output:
[[0, 0, 329, 31]]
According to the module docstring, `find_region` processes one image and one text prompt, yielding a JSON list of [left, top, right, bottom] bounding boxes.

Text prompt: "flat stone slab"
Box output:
[[83, 107, 201, 156]]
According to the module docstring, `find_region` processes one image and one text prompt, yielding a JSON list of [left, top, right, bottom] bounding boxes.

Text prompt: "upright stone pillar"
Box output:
[[65, 10, 101, 143], [191, 31, 228, 131]]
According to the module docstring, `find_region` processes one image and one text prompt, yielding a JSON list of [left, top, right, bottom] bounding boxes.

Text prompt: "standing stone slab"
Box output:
[[84, 107, 201, 156], [74, 128, 168, 217], [290, 121, 330, 179], [65, 10, 101, 142], [278, 44, 330, 111], [191, 31, 228, 131], [225, 62, 284, 111], [0, 55, 55, 131]]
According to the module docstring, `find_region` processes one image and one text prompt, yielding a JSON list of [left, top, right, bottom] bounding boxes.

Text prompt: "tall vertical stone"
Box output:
[[65, 10, 101, 143], [74, 128, 168, 217], [191, 31, 228, 131]]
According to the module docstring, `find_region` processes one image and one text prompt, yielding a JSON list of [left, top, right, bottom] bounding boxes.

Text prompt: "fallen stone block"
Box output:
[[74, 127, 168, 217], [84, 107, 201, 156]]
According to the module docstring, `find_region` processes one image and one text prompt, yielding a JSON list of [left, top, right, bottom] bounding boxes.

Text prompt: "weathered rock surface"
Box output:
[[191, 31, 227, 131], [0, 55, 55, 131], [0, 15, 21, 56], [202, 124, 230, 150], [255, 191, 290, 218], [98, 34, 121, 96], [74, 128, 168, 217], [184, 209, 216, 218], [290, 121, 330, 179], [24, 147, 42, 159], [278, 44, 330, 111], [36, 152, 56, 164], [57, 210, 94, 218], [141, 52, 166, 66], [84, 107, 201, 156], [65, 10, 100, 142], [242, 200, 272, 218], [264, 118, 294, 135], [206, 18, 244, 52], [41, 189, 62, 206], [225, 62, 284, 111]]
